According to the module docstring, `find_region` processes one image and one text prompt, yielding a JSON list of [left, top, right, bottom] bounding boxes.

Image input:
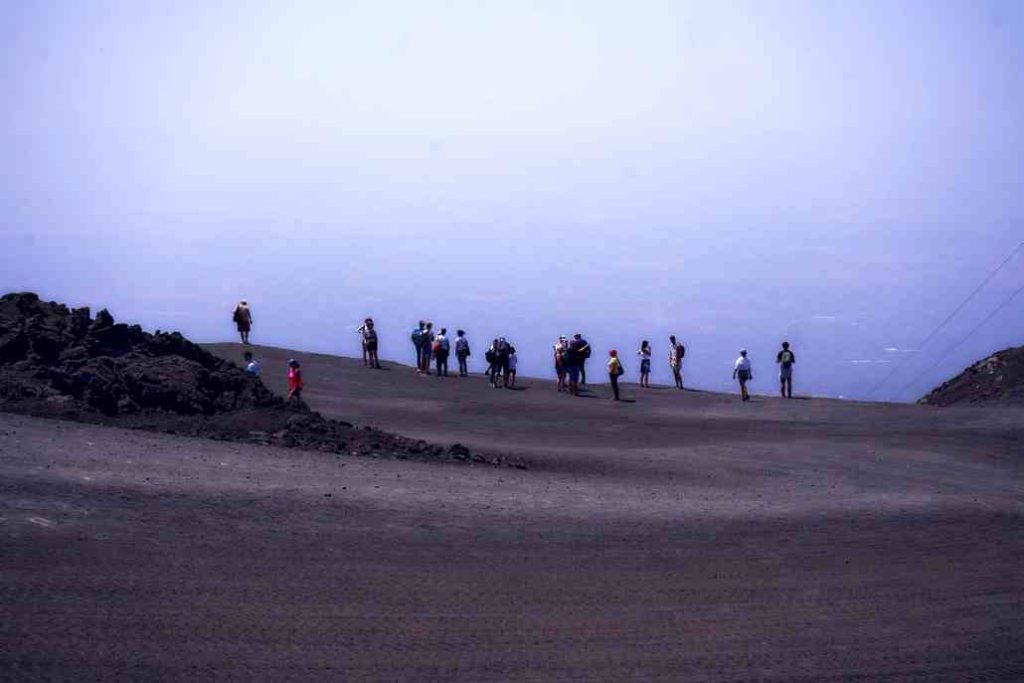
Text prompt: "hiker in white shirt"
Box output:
[[732, 349, 753, 401]]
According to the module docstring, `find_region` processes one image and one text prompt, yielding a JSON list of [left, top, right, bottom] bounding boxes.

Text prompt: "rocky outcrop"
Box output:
[[919, 346, 1024, 406], [0, 293, 520, 467]]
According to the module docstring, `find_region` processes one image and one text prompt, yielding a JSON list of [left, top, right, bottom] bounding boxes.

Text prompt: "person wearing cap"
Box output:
[[232, 300, 253, 344], [607, 349, 624, 401], [287, 359, 304, 402], [732, 349, 753, 401]]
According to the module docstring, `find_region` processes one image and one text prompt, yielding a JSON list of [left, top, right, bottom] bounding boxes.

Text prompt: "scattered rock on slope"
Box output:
[[0, 293, 519, 467], [918, 345, 1024, 406]]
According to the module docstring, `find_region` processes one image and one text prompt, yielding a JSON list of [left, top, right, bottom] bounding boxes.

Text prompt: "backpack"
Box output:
[[411, 328, 424, 345], [615, 361, 625, 376], [677, 344, 686, 360], [485, 349, 495, 363], [431, 339, 442, 354]]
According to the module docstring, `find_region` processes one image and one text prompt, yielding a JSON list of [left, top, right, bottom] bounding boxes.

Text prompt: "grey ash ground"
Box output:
[[1, 304, 1023, 679]]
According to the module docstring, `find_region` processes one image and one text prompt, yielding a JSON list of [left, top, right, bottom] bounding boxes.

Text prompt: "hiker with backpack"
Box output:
[[733, 349, 753, 401], [455, 330, 471, 377], [776, 341, 796, 398], [485, 339, 499, 387], [607, 349, 624, 401], [553, 336, 568, 392], [232, 300, 253, 344], [565, 335, 586, 396], [493, 337, 512, 388], [638, 340, 652, 388], [421, 322, 435, 374], [433, 327, 450, 377], [669, 335, 686, 389], [574, 334, 592, 384], [411, 321, 426, 373]]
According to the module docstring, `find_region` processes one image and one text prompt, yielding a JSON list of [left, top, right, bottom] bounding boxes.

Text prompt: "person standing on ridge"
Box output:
[[287, 359, 304, 402], [575, 333, 592, 384], [485, 339, 499, 386], [418, 322, 434, 374], [553, 336, 568, 392], [507, 345, 518, 387], [607, 349, 624, 401], [232, 300, 253, 345], [455, 330, 471, 377], [433, 327, 450, 377], [638, 340, 652, 388], [360, 319, 380, 369], [776, 341, 796, 398], [669, 335, 685, 389], [565, 334, 586, 396], [732, 349, 753, 401], [411, 321, 426, 373], [493, 337, 512, 388]]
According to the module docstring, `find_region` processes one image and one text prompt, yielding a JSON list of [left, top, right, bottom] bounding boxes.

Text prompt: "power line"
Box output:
[[898, 280, 1024, 399], [868, 239, 1024, 398]]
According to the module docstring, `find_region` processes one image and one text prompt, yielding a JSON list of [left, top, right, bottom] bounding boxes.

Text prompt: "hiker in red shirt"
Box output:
[[287, 359, 304, 402]]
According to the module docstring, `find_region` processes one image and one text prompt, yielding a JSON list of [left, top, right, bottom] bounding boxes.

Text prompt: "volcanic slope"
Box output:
[[0, 342, 1021, 681], [920, 344, 1024, 406]]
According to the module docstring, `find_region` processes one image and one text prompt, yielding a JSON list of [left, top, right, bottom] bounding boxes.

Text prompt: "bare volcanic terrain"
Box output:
[[1, 337, 1022, 680], [920, 345, 1024, 406]]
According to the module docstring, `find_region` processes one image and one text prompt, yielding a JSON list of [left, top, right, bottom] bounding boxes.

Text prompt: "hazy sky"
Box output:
[[3, 1, 1022, 401]]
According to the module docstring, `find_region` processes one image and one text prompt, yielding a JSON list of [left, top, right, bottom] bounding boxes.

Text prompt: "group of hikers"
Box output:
[[233, 300, 799, 402]]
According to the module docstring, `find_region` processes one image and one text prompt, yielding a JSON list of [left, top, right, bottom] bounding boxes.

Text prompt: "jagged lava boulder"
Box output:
[[919, 345, 1024, 406], [0, 292, 277, 415]]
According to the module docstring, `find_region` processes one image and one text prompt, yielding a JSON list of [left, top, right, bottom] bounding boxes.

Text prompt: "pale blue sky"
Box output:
[[3, 1, 1022, 400]]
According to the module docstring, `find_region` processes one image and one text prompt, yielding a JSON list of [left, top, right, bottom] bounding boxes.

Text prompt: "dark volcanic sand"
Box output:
[[2, 343, 1022, 681]]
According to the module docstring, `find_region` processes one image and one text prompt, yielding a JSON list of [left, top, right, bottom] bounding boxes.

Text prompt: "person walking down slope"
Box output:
[[776, 341, 796, 398], [607, 349, 624, 401], [669, 335, 686, 389], [360, 319, 380, 369], [287, 359, 304, 403], [733, 349, 753, 401], [232, 300, 253, 345], [433, 328, 450, 377], [411, 321, 426, 373], [638, 340, 652, 388], [455, 330, 471, 377]]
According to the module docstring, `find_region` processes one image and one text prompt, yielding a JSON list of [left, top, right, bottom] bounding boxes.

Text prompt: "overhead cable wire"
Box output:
[[897, 280, 1024, 399], [868, 239, 1024, 398]]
